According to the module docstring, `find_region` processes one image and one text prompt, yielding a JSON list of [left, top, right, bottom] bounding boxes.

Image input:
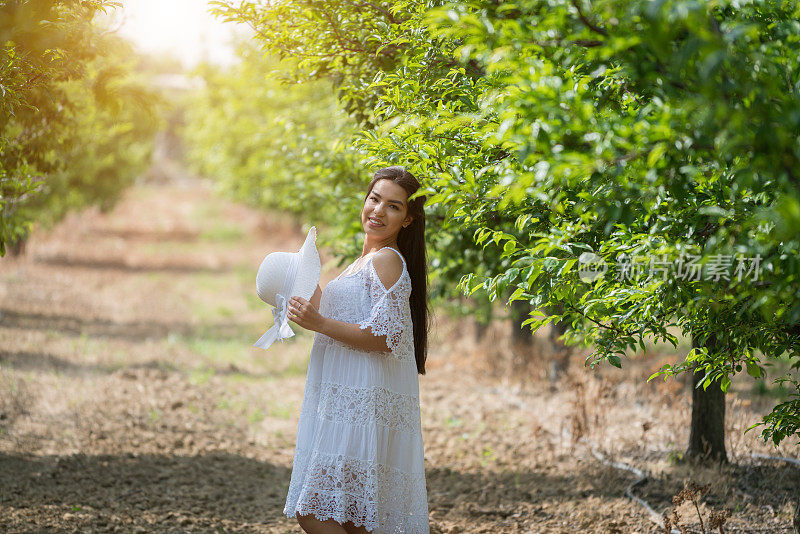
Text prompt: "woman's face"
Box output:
[[361, 179, 413, 240]]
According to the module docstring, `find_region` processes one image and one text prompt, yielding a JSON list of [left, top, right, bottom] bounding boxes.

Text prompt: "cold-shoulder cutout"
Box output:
[[355, 246, 413, 363], [370, 247, 405, 291]]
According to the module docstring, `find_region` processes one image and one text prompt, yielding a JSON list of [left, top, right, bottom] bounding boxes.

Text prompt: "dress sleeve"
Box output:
[[358, 259, 414, 363]]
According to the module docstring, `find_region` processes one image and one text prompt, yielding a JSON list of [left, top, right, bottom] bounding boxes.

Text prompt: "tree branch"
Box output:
[[570, 0, 609, 37], [346, 0, 399, 24]]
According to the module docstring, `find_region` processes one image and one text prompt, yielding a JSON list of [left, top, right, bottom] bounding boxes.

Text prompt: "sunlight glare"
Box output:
[[108, 0, 248, 69]]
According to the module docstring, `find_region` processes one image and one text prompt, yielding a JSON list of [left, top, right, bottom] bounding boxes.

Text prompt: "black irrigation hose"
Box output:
[[751, 452, 800, 469], [587, 443, 681, 534], [585, 439, 800, 534]]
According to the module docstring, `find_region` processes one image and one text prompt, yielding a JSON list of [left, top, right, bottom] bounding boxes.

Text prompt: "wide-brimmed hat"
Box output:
[[254, 226, 321, 350]]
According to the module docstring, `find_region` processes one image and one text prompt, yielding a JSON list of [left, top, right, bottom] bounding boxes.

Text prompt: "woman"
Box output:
[[282, 166, 431, 533]]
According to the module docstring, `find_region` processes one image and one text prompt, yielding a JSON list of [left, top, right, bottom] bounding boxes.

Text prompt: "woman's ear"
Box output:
[[403, 216, 413, 228]]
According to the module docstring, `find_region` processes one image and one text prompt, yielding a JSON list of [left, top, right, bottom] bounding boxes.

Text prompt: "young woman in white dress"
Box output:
[[284, 166, 431, 533]]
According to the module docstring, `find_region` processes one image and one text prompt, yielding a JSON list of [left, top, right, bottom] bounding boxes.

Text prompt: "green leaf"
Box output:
[[526, 264, 542, 286], [508, 287, 526, 304], [647, 142, 666, 168], [720, 375, 731, 393], [746, 360, 762, 379]]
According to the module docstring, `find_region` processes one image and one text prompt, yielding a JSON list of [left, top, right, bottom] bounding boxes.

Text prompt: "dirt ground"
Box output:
[[1, 169, 798, 533]]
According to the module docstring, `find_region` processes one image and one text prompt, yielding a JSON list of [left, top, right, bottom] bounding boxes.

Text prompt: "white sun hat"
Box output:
[[254, 226, 321, 350]]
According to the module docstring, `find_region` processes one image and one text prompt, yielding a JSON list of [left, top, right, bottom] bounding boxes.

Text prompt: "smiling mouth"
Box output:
[[368, 218, 384, 226]]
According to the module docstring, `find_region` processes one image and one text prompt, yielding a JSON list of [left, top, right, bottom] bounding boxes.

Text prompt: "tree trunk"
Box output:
[[474, 319, 489, 342], [9, 236, 28, 257], [471, 298, 492, 342], [508, 299, 535, 379], [509, 299, 533, 346], [546, 303, 570, 381], [687, 333, 728, 463]]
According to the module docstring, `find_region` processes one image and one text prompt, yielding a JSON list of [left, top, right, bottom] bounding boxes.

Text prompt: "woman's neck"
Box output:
[[361, 240, 398, 257]]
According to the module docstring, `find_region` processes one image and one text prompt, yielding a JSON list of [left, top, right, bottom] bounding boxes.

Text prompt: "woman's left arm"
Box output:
[[286, 295, 390, 352], [287, 252, 404, 353]]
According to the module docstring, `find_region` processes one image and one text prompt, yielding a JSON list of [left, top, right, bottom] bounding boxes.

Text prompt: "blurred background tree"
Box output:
[[0, 0, 162, 256]]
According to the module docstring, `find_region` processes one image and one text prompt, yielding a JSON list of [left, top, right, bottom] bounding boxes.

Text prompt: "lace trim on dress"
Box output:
[[305, 381, 422, 434], [284, 446, 429, 533], [357, 253, 414, 364]]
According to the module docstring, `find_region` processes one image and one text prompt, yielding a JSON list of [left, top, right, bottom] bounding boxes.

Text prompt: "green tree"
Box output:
[[425, 0, 800, 453], [0, 0, 161, 255], [207, 0, 528, 328], [180, 36, 367, 257]]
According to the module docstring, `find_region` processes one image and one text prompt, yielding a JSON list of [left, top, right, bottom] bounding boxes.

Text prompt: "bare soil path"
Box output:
[[1, 173, 798, 533]]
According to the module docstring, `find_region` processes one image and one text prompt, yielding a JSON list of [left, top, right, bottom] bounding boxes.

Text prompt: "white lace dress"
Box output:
[[282, 246, 429, 533]]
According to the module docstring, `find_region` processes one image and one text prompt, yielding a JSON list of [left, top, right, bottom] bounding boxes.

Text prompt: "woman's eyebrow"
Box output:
[[371, 192, 405, 206]]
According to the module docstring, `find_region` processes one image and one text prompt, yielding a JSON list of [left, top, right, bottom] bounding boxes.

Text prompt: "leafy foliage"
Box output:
[[202, 0, 800, 445], [424, 0, 800, 446], [0, 0, 161, 255]]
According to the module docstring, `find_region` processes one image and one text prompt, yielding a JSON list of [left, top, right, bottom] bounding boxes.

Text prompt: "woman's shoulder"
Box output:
[[369, 248, 408, 292]]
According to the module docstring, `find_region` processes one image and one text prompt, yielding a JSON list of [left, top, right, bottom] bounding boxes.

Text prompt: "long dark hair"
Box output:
[[366, 166, 429, 375]]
